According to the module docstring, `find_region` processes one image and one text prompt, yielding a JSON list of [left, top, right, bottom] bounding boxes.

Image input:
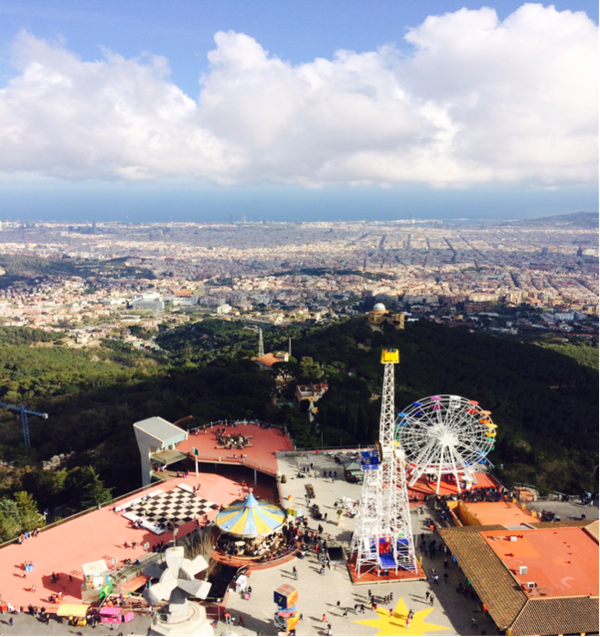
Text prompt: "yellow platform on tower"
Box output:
[[381, 348, 400, 364]]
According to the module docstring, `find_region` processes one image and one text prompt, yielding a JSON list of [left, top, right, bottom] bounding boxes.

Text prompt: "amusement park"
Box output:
[[0, 347, 596, 637]]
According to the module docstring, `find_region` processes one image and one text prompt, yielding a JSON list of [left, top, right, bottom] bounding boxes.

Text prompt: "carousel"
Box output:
[[214, 491, 293, 563]]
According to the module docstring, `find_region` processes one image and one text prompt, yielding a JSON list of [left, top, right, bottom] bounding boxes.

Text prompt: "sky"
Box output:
[[0, 1, 597, 223]]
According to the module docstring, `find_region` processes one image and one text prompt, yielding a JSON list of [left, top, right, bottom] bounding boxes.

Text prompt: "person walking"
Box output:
[[322, 613, 327, 623], [292, 566, 298, 580], [429, 594, 435, 607]]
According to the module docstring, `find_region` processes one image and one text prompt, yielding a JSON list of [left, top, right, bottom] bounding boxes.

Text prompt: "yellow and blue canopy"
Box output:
[[216, 492, 287, 537]]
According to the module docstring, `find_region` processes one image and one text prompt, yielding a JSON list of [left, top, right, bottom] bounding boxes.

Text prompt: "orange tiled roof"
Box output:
[[255, 353, 280, 367], [439, 525, 527, 631], [511, 596, 599, 636], [440, 519, 600, 635]]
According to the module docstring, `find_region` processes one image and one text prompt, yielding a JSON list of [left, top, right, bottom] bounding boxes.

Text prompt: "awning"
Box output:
[[99, 606, 122, 616], [56, 604, 90, 618], [119, 574, 149, 594], [150, 449, 188, 466]]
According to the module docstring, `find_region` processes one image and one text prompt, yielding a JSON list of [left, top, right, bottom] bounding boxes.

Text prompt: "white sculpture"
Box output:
[[144, 546, 214, 636]]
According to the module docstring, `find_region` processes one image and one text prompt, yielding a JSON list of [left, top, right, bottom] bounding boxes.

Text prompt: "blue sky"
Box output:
[[0, 1, 597, 222]]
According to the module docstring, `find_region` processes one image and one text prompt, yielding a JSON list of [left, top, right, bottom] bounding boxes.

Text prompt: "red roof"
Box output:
[[483, 525, 599, 598], [255, 353, 280, 367], [0, 470, 273, 609], [178, 422, 294, 475], [440, 520, 599, 635]]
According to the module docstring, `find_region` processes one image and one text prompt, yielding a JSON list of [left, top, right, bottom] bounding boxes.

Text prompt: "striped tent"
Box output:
[[216, 492, 287, 537]]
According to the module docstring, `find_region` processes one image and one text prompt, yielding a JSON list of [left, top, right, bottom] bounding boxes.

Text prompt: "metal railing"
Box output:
[[188, 419, 287, 433]]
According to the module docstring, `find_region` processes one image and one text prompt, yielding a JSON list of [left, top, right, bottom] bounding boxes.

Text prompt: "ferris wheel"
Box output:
[[396, 395, 497, 494]]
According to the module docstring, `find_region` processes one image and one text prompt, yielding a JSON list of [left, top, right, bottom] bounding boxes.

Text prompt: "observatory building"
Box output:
[[367, 302, 405, 329]]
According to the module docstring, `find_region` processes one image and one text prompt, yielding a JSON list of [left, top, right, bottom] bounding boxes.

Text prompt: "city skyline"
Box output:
[[0, 1, 598, 222]]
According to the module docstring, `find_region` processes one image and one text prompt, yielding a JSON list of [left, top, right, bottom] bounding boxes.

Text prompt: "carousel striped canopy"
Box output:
[[215, 492, 287, 537]]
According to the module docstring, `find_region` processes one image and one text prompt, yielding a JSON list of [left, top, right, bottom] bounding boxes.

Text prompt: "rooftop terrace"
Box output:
[[0, 468, 274, 610], [483, 525, 599, 598], [177, 422, 294, 476]]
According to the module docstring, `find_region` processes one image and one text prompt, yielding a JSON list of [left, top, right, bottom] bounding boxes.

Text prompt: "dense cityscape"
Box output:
[[0, 215, 597, 345]]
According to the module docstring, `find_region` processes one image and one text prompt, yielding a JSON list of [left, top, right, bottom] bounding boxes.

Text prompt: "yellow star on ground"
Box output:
[[354, 596, 450, 636]]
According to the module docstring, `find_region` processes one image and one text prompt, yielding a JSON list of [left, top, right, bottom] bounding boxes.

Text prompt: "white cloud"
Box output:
[[0, 4, 597, 187]]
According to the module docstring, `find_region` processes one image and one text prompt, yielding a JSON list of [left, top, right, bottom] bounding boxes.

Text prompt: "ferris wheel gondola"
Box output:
[[396, 394, 497, 494]]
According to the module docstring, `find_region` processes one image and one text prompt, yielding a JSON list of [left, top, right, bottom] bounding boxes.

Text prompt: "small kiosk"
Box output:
[[82, 559, 111, 591], [57, 604, 90, 626], [82, 559, 113, 602], [99, 606, 135, 624]]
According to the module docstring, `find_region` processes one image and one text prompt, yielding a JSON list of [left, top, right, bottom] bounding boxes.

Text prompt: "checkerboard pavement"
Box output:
[[129, 489, 219, 527]]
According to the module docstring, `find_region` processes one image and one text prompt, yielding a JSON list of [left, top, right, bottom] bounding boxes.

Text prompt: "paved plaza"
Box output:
[[2, 448, 593, 636], [220, 451, 498, 636]]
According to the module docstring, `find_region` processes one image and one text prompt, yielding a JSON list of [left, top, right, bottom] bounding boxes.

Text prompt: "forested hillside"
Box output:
[[286, 319, 598, 494], [0, 317, 596, 539]]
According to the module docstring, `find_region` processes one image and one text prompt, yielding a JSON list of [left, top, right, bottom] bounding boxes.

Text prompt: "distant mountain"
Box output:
[[504, 212, 598, 228]]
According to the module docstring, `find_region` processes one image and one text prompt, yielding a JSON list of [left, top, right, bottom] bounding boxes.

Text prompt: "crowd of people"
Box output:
[[214, 427, 251, 451], [430, 484, 510, 524], [15, 527, 42, 544], [216, 528, 294, 561]]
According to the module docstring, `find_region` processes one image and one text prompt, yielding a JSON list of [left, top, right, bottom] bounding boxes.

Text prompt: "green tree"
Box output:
[[80, 467, 113, 508], [0, 492, 44, 541], [14, 491, 44, 530], [21, 469, 67, 510], [299, 357, 324, 380], [0, 499, 21, 541]]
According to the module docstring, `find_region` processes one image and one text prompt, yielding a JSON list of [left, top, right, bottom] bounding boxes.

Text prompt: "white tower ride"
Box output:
[[350, 349, 417, 577]]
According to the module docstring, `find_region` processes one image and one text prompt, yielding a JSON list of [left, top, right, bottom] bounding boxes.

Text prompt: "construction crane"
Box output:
[[0, 402, 48, 446]]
